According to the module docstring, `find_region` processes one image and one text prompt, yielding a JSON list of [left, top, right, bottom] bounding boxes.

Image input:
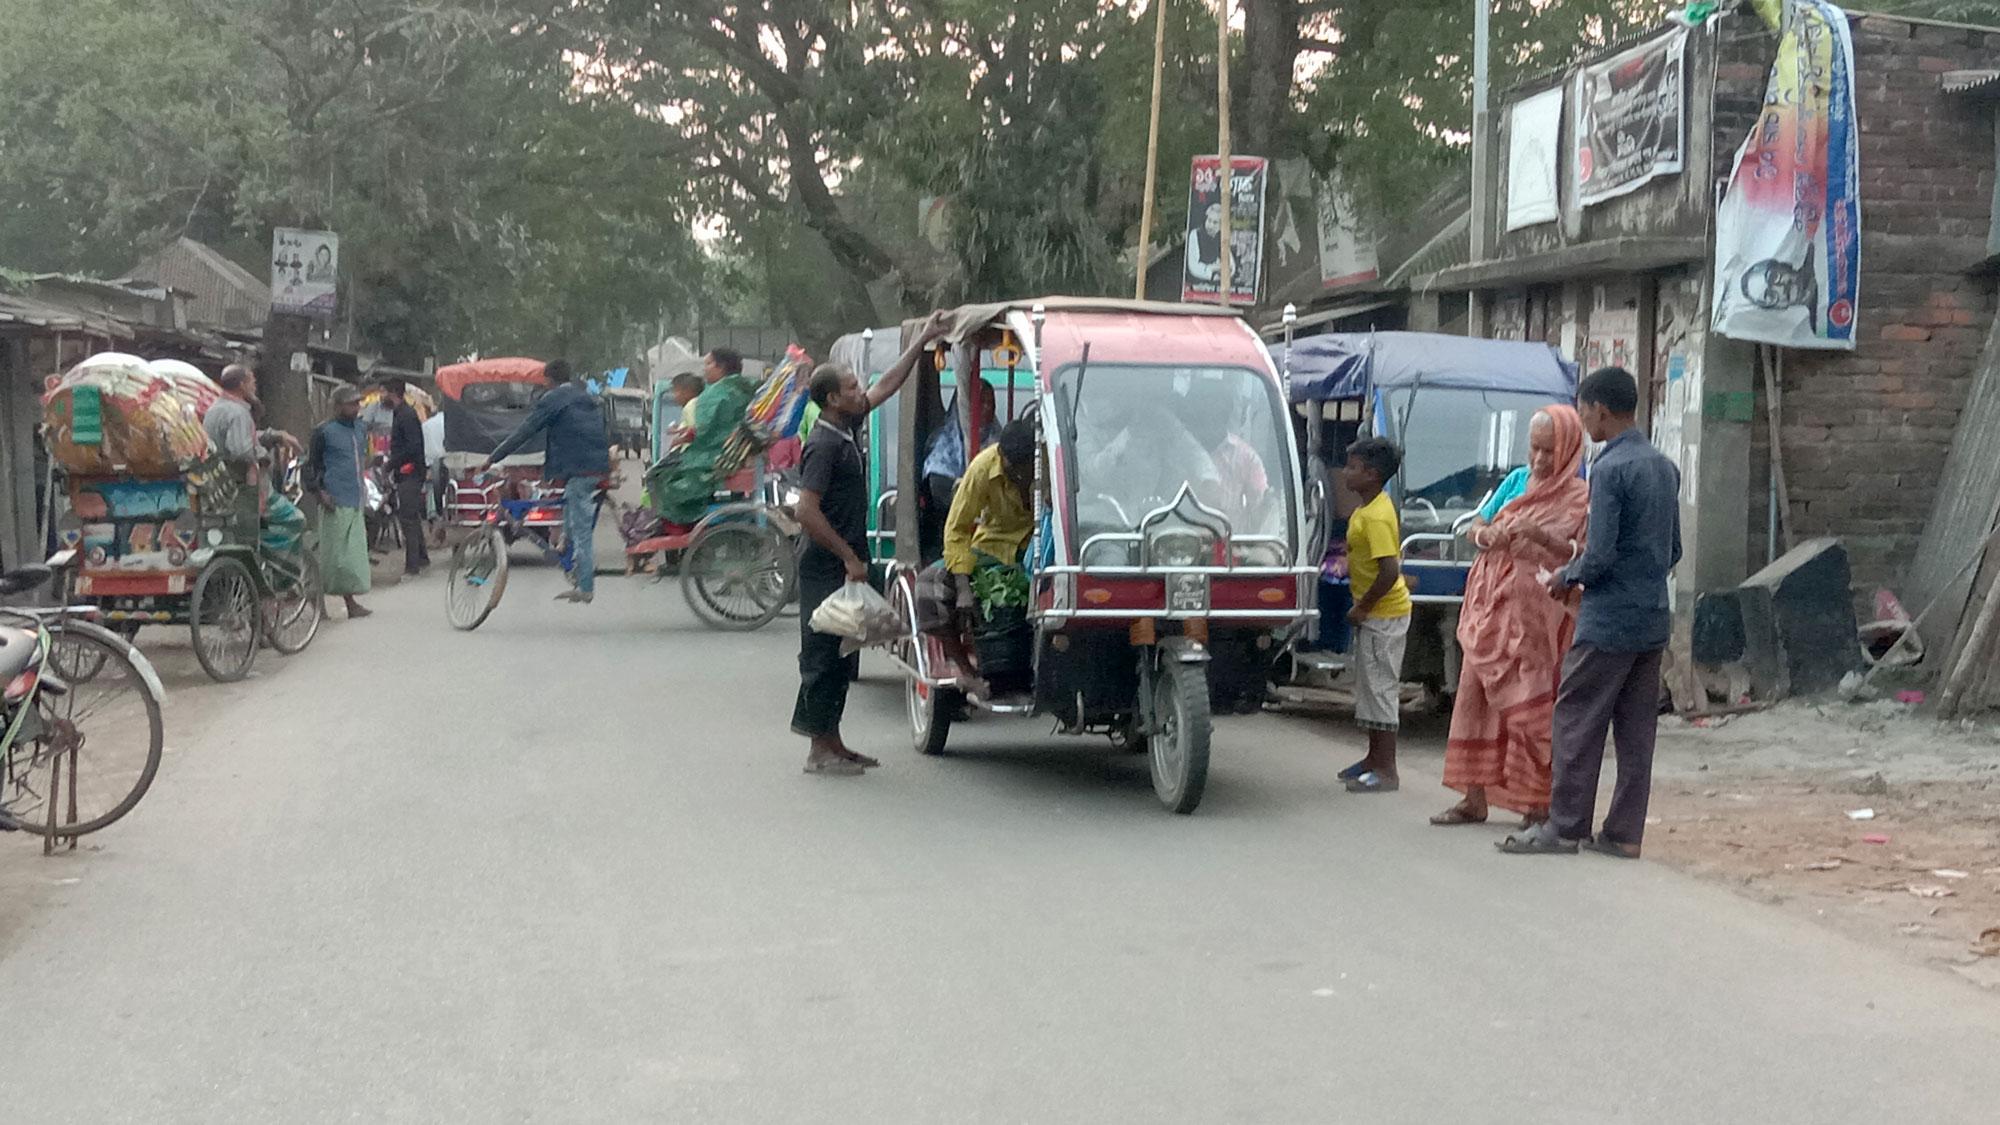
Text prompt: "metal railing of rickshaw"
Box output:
[[1037, 485, 1318, 623]]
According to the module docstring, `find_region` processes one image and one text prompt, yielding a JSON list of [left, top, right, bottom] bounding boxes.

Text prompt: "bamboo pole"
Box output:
[[1941, 553, 2000, 717], [1761, 345, 1795, 552], [1135, 0, 1170, 300], [1216, 0, 1233, 306]]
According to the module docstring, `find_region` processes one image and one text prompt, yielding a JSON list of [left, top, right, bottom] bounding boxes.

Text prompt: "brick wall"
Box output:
[[1738, 14, 1997, 595]]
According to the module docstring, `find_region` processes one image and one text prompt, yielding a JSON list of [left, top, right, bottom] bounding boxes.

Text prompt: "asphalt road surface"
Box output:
[[3, 560, 1999, 1122]]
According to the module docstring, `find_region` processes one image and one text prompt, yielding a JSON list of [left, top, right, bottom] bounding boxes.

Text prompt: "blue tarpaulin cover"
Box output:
[[1285, 331, 1577, 402]]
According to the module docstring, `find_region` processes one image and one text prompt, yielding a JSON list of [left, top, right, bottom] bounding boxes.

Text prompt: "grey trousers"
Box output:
[[1549, 643, 1665, 846]]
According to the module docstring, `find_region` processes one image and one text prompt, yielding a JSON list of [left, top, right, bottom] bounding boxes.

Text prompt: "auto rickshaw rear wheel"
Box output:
[[1150, 658, 1212, 814], [910, 677, 957, 756]]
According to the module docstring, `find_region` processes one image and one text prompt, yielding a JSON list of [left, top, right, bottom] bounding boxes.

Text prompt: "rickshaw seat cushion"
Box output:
[[721, 468, 757, 495]]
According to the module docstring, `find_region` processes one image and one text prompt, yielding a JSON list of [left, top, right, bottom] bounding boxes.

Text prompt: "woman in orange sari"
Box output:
[[1430, 405, 1590, 827]]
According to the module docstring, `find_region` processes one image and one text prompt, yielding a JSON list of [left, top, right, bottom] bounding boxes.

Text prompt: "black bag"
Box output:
[[972, 604, 1033, 678]]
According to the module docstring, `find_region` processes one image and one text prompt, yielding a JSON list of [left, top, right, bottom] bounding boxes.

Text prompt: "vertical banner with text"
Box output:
[[1183, 156, 1268, 306], [1712, 0, 1861, 350]]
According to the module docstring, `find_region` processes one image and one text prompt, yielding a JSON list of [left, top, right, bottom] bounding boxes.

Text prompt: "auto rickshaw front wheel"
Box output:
[[1150, 656, 1212, 814]]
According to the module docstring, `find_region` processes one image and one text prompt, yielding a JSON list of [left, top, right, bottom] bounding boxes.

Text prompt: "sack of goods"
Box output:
[[809, 580, 902, 655], [42, 354, 221, 475]]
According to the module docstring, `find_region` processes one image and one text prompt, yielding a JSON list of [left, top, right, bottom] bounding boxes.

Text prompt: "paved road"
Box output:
[[4, 561, 1999, 1122]]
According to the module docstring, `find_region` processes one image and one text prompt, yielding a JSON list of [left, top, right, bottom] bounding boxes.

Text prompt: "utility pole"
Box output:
[[1217, 0, 1234, 306], [1470, 0, 1492, 263], [1135, 0, 1170, 301]]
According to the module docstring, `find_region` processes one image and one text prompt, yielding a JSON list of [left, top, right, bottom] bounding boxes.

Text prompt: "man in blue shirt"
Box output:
[[1502, 367, 1681, 859], [481, 359, 612, 604], [918, 379, 1000, 561], [304, 385, 373, 619]]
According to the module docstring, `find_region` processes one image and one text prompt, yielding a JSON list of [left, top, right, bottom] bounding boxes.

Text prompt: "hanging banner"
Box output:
[[1506, 87, 1564, 230], [1573, 30, 1688, 207], [1712, 0, 1861, 350], [271, 228, 339, 319], [1315, 170, 1379, 290], [1182, 155, 1268, 306]]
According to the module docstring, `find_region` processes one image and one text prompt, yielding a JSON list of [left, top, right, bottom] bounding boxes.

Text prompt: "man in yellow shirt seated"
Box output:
[[943, 419, 1036, 610], [915, 420, 1035, 699]]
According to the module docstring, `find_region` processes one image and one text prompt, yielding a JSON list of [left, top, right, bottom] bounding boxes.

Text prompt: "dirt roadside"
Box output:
[[1648, 702, 2000, 990], [1272, 681, 2000, 989]]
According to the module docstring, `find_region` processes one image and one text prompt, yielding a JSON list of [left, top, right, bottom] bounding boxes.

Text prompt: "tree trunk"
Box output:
[[1239, 0, 1300, 159], [257, 311, 316, 442]]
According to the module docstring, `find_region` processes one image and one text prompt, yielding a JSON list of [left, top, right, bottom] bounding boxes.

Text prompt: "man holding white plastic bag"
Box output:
[[792, 312, 951, 775]]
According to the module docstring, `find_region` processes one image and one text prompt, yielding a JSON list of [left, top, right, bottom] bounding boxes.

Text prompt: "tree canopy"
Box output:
[[2, 0, 1984, 362]]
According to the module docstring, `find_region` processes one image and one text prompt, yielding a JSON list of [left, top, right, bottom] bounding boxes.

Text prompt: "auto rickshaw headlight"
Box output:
[[1150, 530, 1212, 569]]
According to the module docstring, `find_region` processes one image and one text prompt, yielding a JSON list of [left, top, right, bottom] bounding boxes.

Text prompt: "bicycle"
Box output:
[[0, 562, 166, 851], [447, 470, 797, 632], [445, 476, 604, 630]]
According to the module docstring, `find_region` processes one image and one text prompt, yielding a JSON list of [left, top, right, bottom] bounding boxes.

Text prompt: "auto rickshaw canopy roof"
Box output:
[[930, 297, 1242, 348], [435, 357, 547, 401], [1286, 330, 1576, 403]]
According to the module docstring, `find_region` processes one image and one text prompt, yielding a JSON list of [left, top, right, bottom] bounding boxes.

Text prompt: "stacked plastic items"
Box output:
[[42, 354, 222, 476], [716, 344, 814, 477]]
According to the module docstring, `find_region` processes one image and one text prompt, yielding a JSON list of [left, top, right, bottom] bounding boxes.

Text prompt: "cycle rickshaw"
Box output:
[[443, 349, 807, 632], [882, 300, 1317, 814], [41, 355, 323, 682], [437, 358, 562, 541]]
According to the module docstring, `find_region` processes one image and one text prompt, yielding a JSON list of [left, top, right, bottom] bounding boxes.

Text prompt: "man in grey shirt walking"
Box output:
[[1502, 367, 1681, 859]]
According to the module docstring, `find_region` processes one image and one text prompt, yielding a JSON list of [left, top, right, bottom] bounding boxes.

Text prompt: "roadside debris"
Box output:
[[1847, 808, 1876, 820], [1908, 885, 1957, 899], [1975, 928, 2000, 958]]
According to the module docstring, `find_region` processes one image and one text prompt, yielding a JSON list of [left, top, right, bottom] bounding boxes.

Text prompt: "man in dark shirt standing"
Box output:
[[793, 312, 950, 776], [1503, 367, 1682, 859], [381, 377, 430, 577], [481, 359, 612, 604]]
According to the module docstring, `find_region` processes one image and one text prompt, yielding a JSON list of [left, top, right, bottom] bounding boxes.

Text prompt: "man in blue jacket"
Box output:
[[480, 359, 611, 604]]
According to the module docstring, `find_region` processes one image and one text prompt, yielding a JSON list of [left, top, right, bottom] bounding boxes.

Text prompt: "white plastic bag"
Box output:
[[810, 581, 901, 654]]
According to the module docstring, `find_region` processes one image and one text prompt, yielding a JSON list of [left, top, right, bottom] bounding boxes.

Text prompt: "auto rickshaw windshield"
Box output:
[[1055, 363, 1292, 548], [459, 382, 543, 410], [1380, 386, 1562, 532]]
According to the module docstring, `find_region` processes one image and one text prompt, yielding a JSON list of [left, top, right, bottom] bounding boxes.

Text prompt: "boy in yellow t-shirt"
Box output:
[[1338, 437, 1412, 793]]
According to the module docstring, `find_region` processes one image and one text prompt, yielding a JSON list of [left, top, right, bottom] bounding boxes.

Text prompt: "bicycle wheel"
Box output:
[[4, 620, 164, 837], [265, 553, 324, 655], [190, 556, 262, 682], [446, 526, 509, 631], [682, 522, 794, 631]]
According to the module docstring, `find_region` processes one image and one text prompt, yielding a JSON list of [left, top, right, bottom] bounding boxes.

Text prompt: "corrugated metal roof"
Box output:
[[1387, 211, 1472, 292], [1941, 69, 2000, 96], [120, 237, 269, 330], [0, 291, 134, 338]]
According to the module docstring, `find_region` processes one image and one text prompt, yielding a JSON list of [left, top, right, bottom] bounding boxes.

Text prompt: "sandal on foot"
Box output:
[[1581, 834, 1641, 860], [803, 757, 865, 776], [1496, 826, 1579, 855], [1337, 759, 1371, 782], [839, 750, 881, 769], [1344, 771, 1399, 794], [1429, 804, 1488, 826]]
